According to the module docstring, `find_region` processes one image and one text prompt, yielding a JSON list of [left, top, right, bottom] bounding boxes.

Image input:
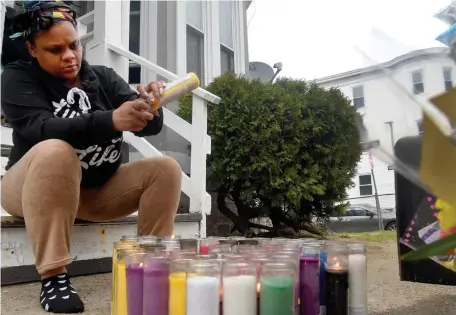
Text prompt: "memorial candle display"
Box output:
[[299, 245, 320, 315], [142, 255, 170, 315], [186, 260, 220, 315], [325, 244, 349, 315], [260, 262, 296, 315], [348, 244, 367, 315], [126, 253, 146, 315], [222, 262, 258, 315]]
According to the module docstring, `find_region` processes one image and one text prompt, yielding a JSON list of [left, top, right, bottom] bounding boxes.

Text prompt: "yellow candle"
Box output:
[[116, 259, 127, 315], [169, 272, 186, 315], [112, 247, 118, 314]]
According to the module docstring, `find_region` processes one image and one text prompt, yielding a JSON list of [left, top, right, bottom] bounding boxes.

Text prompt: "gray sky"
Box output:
[[247, 0, 452, 80]]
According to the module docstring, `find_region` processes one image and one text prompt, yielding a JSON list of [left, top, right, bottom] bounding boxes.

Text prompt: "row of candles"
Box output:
[[111, 236, 367, 315]]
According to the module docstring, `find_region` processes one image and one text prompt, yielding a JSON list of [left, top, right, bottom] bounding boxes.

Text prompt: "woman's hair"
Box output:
[[1, 1, 77, 68]]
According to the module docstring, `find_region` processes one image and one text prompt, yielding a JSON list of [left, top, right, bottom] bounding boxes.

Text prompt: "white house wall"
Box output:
[[318, 51, 455, 203]]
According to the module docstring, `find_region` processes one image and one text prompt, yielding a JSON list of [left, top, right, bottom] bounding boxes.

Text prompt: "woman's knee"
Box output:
[[30, 139, 81, 177], [144, 156, 182, 182]]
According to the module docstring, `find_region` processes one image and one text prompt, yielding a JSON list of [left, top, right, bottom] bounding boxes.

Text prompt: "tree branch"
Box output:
[[216, 193, 249, 233]]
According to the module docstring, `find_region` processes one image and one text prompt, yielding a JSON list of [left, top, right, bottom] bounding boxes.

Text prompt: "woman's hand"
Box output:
[[137, 80, 166, 116], [112, 99, 155, 132]]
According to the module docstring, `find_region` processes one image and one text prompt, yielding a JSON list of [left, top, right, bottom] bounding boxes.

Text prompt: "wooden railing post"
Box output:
[[190, 95, 211, 237]]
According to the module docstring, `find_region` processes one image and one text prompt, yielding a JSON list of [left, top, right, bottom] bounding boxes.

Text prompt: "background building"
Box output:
[[316, 47, 454, 208]]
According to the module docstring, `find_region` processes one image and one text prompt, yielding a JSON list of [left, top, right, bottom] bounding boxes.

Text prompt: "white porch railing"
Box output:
[[79, 2, 220, 237]]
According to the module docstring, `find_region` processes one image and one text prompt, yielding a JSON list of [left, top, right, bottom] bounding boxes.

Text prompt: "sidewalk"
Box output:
[[1, 273, 112, 315]]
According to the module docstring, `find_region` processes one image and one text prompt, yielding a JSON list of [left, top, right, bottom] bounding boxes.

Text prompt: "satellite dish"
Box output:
[[247, 61, 275, 83]]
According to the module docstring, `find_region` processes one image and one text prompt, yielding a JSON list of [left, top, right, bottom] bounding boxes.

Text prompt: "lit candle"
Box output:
[[299, 245, 320, 315], [325, 244, 349, 315], [142, 255, 170, 315], [186, 261, 220, 315], [260, 262, 296, 315], [223, 262, 258, 315], [348, 244, 367, 315], [126, 254, 146, 315]]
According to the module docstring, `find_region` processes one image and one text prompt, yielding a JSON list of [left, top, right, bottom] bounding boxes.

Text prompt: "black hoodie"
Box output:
[[1, 59, 164, 188]]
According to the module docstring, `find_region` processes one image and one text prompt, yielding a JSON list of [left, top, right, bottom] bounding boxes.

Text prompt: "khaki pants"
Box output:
[[1, 139, 182, 275]]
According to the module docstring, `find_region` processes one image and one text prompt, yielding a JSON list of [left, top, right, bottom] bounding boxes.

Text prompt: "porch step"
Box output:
[[1, 213, 202, 285]]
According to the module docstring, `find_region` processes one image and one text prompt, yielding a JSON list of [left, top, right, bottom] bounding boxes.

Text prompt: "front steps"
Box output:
[[1, 213, 202, 285]]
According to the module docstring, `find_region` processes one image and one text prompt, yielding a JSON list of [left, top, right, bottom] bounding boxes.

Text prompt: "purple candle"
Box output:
[[299, 246, 320, 315], [126, 263, 144, 315], [142, 257, 170, 315]]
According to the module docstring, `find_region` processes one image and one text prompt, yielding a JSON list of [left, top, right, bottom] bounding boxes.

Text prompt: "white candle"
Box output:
[[186, 276, 220, 315], [223, 275, 257, 315], [348, 253, 367, 315]]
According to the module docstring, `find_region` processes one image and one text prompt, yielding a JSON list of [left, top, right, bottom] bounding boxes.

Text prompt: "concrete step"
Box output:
[[1, 213, 202, 285]]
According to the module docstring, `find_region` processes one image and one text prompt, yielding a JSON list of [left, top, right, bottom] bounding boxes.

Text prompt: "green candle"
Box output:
[[260, 275, 295, 315]]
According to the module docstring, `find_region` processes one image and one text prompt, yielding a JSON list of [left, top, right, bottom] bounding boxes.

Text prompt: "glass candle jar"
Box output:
[[325, 243, 349, 315], [180, 238, 199, 252], [199, 238, 220, 254], [125, 253, 147, 315], [260, 262, 296, 315], [169, 259, 193, 315], [348, 244, 367, 315], [142, 254, 170, 315], [114, 245, 141, 315], [208, 243, 232, 256], [299, 245, 320, 315], [223, 261, 258, 315], [186, 260, 220, 315]]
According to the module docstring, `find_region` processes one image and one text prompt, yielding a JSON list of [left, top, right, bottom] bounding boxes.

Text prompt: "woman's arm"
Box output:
[[1, 65, 119, 147], [104, 67, 164, 137]]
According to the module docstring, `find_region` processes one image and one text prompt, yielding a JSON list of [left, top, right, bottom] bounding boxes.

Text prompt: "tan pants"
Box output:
[[1, 139, 182, 275]]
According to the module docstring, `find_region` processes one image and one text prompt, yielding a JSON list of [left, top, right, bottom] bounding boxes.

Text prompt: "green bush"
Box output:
[[179, 73, 361, 236]]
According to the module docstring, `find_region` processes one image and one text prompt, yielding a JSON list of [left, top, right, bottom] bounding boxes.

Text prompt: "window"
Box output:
[[359, 174, 373, 196], [220, 45, 234, 74], [444, 67, 453, 91], [128, 1, 141, 84], [417, 119, 424, 134], [187, 26, 204, 84], [352, 86, 365, 109], [219, 0, 233, 49], [412, 70, 424, 94]]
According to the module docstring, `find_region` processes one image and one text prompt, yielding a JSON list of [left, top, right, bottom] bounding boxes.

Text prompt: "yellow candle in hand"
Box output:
[[169, 272, 186, 315]]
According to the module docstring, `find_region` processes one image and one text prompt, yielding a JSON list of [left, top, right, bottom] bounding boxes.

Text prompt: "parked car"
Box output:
[[327, 204, 397, 233]]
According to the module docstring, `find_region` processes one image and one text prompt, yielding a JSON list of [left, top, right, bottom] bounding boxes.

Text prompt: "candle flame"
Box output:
[[257, 282, 261, 293], [139, 263, 144, 268]]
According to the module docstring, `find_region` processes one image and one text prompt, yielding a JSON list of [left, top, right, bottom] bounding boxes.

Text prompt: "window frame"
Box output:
[[443, 67, 453, 92], [412, 70, 424, 95], [358, 174, 373, 196], [352, 85, 365, 109]]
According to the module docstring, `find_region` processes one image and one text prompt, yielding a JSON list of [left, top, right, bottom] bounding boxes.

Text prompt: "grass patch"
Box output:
[[336, 231, 397, 242]]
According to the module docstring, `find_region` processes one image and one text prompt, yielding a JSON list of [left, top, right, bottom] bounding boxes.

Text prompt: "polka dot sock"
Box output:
[[40, 273, 84, 313]]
